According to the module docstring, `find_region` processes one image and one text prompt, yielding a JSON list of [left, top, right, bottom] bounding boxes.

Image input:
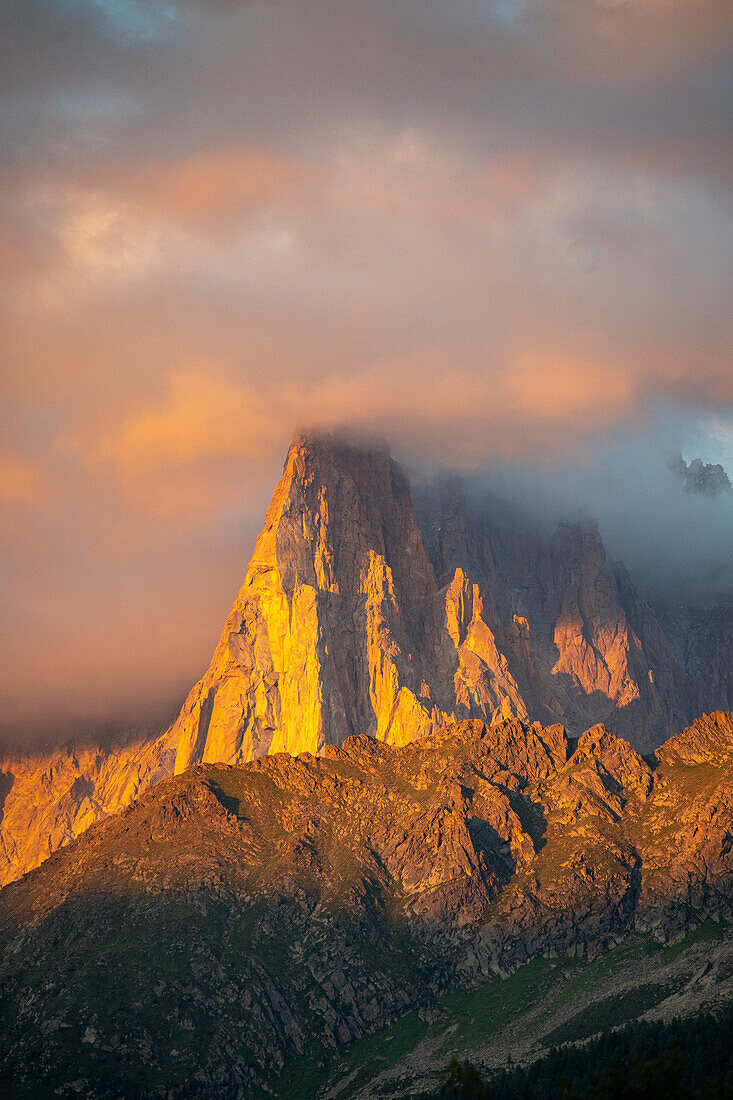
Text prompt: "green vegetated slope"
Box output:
[[421, 1000, 733, 1099], [282, 922, 733, 1099], [3, 903, 727, 1099]]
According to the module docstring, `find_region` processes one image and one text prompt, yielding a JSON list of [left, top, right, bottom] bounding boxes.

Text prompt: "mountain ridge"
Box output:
[[2, 710, 733, 1097]]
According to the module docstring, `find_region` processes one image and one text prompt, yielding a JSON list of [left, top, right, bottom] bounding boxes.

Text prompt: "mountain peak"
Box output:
[[169, 434, 699, 775], [667, 449, 732, 495], [288, 427, 392, 460], [171, 430, 439, 771], [5, 712, 733, 1098], [2, 435, 729, 890], [283, 430, 395, 491]]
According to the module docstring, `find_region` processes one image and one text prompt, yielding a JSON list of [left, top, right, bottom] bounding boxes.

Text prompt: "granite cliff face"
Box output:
[[2, 712, 733, 1097], [0, 433, 729, 888], [171, 434, 439, 771], [0, 731, 176, 889], [169, 434, 562, 776], [658, 599, 733, 719]]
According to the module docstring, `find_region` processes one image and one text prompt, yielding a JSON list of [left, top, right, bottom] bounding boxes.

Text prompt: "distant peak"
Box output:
[[667, 449, 731, 495]]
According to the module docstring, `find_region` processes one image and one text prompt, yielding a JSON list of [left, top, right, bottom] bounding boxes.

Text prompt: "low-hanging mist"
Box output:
[[409, 421, 733, 608]]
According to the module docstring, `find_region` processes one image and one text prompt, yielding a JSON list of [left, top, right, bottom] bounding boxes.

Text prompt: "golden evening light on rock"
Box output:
[[0, 1, 731, 1097]]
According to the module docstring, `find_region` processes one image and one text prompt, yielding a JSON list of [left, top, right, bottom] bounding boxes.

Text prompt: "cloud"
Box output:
[[84, 146, 309, 227], [85, 348, 648, 499], [0, 0, 730, 732], [0, 458, 44, 504], [87, 370, 286, 516], [500, 351, 637, 425], [466, 410, 733, 601], [48, 187, 162, 279], [94, 371, 280, 475]]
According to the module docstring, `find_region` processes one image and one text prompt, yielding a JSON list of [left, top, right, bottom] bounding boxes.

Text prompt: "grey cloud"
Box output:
[[445, 415, 733, 605], [2, 0, 731, 191]]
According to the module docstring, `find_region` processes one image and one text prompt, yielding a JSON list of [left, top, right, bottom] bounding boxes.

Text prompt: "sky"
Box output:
[[1, 0, 731, 735]]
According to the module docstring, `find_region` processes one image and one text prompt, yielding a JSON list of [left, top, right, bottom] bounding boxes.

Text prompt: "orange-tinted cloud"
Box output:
[[94, 371, 280, 476], [0, 458, 43, 504], [91, 146, 310, 227], [84, 349, 645, 498], [0, 0, 730, 732], [502, 351, 637, 425]]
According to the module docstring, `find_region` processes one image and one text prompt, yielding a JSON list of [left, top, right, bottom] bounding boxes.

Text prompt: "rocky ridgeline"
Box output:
[[668, 449, 732, 495], [1, 433, 730, 889], [0, 733, 175, 888], [1, 712, 733, 1097]]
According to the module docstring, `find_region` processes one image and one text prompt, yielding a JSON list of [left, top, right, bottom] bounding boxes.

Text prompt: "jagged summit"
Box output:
[[415, 476, 699, 752], [4, 712, 733, 1096], [668, 448, 732, 495], [170, 431, 440, 771], [170, 430, 555, 770]]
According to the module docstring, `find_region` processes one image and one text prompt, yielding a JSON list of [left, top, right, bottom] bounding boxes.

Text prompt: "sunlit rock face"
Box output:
[[4, 713, 733, 1098], [0, 733, 175, 888], [172, 432, 701, 772], [170, 433, 550, 774]]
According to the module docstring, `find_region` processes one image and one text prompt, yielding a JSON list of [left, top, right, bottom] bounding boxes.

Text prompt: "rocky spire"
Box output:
[[170, 432, 557, 773], [169, 432, 705, 772], [171, 432, 439, 771], [667, 449, 732, 495]]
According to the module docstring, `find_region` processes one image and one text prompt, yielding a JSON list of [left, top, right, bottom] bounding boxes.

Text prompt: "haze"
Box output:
[[1, 0, 731, 736]]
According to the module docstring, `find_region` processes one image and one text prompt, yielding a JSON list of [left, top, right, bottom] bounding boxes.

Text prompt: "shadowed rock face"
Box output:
[[2, 714, 733, 1097], [0, 433, 728, 889], [657, 599, 733, 719], [416, 482, 701, 752], [668, 449, 732, 495]]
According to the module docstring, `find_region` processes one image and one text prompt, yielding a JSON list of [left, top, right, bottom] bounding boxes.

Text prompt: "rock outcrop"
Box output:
[[172, 433, 705, 771], [657, 599, 733, 719], [171, 434, 438, 770], [416, 481, 698, 751], [0, 731, 175, 888], [169, 434, 562, 775]]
